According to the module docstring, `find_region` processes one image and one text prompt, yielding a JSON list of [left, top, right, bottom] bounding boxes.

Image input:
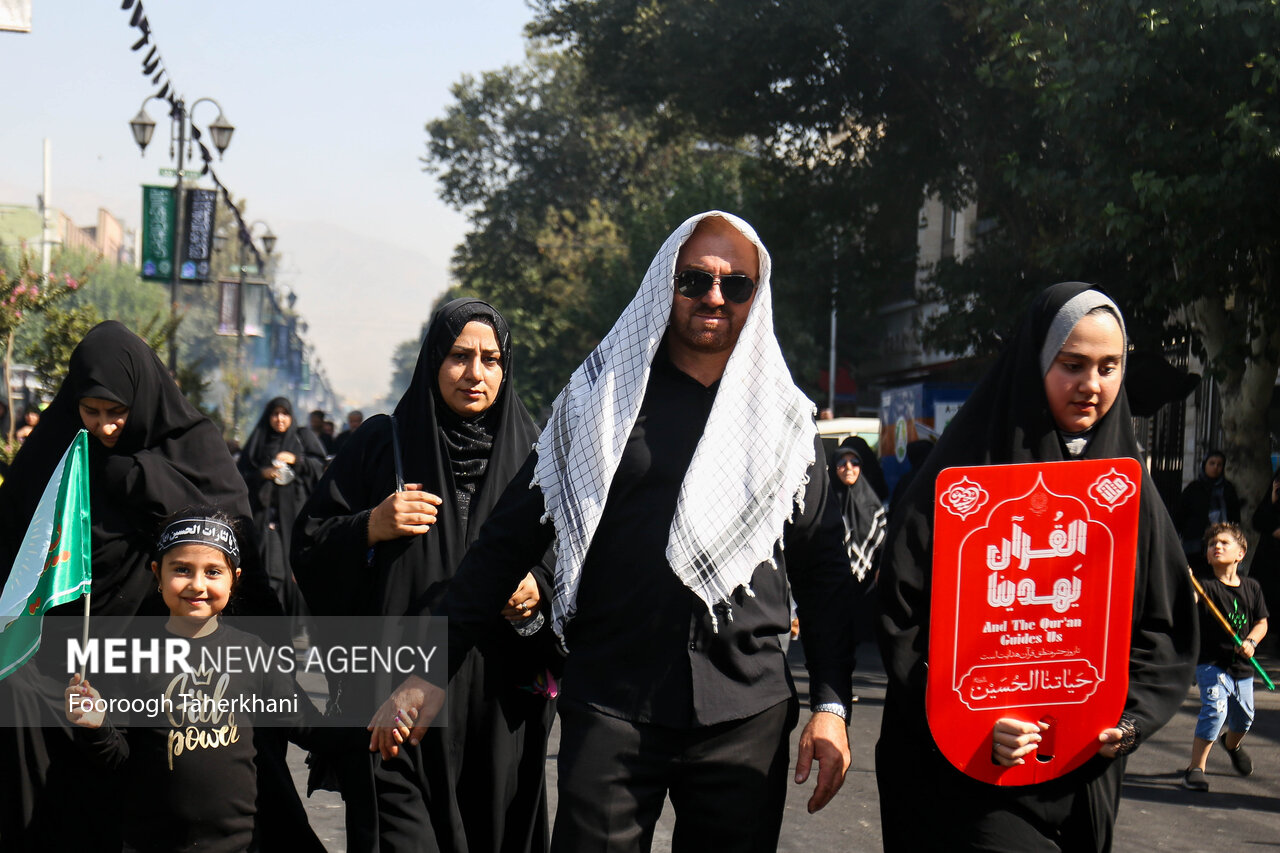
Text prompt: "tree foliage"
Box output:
[[1, 251, 83, 457], [16, 248, 174, 393], [425, 49, 797, 413], [525, 0, 1280, 517], [424, 44, 927, 413], [927, 0, 1280, 512]]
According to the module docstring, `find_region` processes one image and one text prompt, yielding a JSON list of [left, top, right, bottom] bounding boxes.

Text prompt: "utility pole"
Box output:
[[828, 235, 838, 414], [167, 99, 188, 374], [40, 138, 53, 277]]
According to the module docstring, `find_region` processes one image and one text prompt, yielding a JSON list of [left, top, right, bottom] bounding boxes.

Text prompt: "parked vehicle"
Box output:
[[817, 416, 880, 458]]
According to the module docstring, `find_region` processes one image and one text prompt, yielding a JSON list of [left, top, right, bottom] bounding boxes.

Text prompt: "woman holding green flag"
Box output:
[[0, 321, 311, 852]]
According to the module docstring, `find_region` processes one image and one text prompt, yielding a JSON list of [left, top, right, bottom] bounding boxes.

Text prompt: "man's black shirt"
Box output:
[[441, 341, 855, 726]]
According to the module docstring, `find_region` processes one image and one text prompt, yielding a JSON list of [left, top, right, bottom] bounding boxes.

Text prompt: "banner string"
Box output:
[[116, 0, 266, 268]]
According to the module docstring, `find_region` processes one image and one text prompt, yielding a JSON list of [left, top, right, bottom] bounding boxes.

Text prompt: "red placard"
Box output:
[[926, 459, 1141, 785]]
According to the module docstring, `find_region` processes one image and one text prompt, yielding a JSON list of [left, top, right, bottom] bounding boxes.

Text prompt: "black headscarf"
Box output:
[[294, 298, 539, 625], [828, 439, 886, 580], [241, 397, 299, 468], [843, 434, 889, 501], [1196, 451, 1230, 525], [876, 283, 1197, 845], [411, 305, 504, 533], [0, 321, 257, 618]]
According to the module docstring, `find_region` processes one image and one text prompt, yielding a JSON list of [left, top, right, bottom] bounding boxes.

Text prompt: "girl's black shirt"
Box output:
[[73, 624, 316, 853]]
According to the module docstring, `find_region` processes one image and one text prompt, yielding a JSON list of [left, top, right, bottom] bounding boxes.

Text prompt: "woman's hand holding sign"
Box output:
[[992, 718, 1046, 766]]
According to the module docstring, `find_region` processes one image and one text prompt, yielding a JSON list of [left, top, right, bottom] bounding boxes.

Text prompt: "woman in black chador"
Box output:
[[293, 298, 556, 853], [0, 321, 319, 852], [239, 396, 326, 638], [1174, 450, 1241, 570], [876, 283, 1196, 852], [829, 439, 886, 646]]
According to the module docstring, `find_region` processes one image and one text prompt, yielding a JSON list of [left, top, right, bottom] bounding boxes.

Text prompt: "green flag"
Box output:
[[0, 430, 92, 680]]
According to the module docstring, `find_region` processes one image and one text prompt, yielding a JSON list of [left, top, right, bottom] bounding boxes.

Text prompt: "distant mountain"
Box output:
[[274, 219, 450, 407]]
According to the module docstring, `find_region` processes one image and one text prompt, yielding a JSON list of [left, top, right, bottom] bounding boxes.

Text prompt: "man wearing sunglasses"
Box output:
[[386, 211, 857, 852]]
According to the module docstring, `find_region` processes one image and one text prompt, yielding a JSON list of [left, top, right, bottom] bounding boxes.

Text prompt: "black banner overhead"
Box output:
[[180, 188, 217, 282]]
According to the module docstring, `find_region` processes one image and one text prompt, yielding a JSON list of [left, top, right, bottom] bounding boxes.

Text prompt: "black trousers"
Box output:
[[552, 698, 799, 853]]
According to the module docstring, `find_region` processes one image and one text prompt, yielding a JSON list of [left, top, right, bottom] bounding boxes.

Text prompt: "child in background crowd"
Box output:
[[1182, 521, 1269, 792]]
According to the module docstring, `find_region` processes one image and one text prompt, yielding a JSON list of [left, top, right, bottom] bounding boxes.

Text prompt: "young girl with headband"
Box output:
[[64, 508, 322, 853]]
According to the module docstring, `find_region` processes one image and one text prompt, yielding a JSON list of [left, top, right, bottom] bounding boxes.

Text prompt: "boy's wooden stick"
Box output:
[[1188, 569, 1274, 690]]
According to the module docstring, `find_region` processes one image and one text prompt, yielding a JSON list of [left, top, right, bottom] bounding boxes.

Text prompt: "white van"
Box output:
[[816, 416, 880, 458]]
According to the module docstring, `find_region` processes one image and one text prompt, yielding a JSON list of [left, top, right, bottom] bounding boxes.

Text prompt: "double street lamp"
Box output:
[[129, 95, 235, 372]]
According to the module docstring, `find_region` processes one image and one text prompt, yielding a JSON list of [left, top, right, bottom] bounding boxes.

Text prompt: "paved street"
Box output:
[[291, 643, 1280, 851]]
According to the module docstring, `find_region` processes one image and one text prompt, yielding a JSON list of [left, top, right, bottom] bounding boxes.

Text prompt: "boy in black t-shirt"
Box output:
[[1182, 522, 1269, 792]]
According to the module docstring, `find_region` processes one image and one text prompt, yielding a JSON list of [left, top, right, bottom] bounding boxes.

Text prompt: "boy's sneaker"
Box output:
[[1227, 744, 1253, 776], [1182, 767, 1209, 792]]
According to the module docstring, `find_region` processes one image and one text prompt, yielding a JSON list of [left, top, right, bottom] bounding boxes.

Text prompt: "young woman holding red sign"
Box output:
[[876, 282, 1197, 851]]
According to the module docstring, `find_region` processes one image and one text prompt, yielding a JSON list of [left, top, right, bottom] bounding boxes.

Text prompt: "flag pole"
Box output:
[[77, 591, 91, 681], [1188, 568, 1275, 690]]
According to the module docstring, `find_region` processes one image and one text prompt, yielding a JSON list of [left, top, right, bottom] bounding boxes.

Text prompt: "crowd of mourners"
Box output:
[[0, 210, 1274, 853]]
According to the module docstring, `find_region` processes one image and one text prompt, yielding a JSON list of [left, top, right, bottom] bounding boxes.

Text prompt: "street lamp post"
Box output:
[[130, 95, 235, 373]]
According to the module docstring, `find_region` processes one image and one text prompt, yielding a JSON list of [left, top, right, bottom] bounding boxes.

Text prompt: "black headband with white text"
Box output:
[[156, 518, 241, 567]]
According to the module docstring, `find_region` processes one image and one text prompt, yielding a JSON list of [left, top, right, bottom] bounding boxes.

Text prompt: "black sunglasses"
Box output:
[[674, 268, 757, 304]]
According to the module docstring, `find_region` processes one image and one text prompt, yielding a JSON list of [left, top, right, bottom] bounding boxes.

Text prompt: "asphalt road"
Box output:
[[290, 644, 1280, 851]]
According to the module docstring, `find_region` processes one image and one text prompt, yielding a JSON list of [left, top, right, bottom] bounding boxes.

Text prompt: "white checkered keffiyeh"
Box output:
[[532, 210, 817, 644]]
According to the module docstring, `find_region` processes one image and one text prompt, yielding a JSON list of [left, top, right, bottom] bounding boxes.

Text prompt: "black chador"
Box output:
[[0, 321, 319, 852], [293, 298, 555, 853], [239, 396, 327, 637], [876, 283, 1197, 852]]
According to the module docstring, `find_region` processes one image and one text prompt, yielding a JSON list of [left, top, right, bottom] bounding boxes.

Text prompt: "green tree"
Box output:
[[16, 248, 174, 393], [425, 47, 856, 412], [923, 0, 1280, 516], [529, 0, 1280, 518], [0, 251, 82, 460]]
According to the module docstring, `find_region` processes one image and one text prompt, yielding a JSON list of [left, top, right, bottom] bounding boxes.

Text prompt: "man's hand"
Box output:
[[367, 675, 445, 760], [794, 710, 850, 813]]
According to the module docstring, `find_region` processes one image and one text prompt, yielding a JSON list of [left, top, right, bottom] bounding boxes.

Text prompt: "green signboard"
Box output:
[[140, 185, 176, 282]]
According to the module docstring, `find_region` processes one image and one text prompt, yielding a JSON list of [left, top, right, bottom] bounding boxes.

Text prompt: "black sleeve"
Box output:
[[783, 436, 856, 711], [293, 428, 329, 489], [1252, 484, 1280, 535], [436, 452, 555, 685], [876, 477, 937, 732], [72, 718, 130, 770], [257, 665, 328, 753], [291, 419, 390, 614], [1121, 492, 1199, 747], [1172, 482, 1193, 536]]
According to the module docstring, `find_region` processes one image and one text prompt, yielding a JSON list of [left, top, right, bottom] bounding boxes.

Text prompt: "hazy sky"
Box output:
[[0, 0, 534, 407]]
